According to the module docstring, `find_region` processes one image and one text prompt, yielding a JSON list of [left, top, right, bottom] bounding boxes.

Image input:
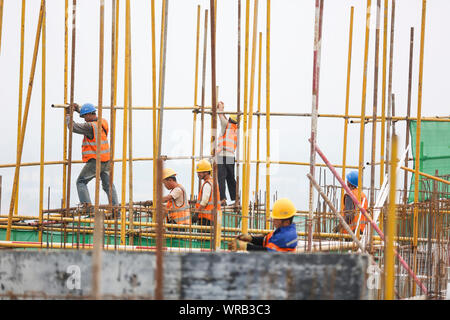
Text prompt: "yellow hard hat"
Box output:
[[162, 168, 177, 180], [271, 198, 296, 219], [196, 159, 212, 172], [229, 114, 238, 123]]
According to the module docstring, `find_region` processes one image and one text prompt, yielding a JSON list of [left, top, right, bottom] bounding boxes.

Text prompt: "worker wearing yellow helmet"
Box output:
[[161, 167, 191, 227], [216, 101, 238, 207], [194, 159, 222, 226], [228, 198, 298, 252]]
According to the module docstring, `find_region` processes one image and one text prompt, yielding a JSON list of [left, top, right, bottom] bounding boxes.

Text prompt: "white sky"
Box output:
[[0, 0, 449, 215]]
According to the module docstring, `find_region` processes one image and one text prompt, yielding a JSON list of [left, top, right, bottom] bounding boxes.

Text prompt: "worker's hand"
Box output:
[[217, 101, 224, 111], [227, 240, 237, 251], [70, 103, 80, 113], [228, 239, 247, 251], [236, 234, 252, 242]]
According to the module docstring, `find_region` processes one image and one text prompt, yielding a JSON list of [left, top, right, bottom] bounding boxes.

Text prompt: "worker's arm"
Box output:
[[65, 104, 94, 139], [199, 182, 211, 208], [217, 101, 228, 134], [162, 194, 173, 203]]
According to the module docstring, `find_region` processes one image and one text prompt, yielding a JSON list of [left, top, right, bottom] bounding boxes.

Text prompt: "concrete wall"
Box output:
[[0, 250, 369, 299]]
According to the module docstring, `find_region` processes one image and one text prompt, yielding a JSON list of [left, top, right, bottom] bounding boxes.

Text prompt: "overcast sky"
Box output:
[[0, 0, 449, 216]]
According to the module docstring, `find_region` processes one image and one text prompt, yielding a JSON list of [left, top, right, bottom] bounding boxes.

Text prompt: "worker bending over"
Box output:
[[216, 101, 238, 207], [229, 198, 298, 252], [194, 159, 222, 226], [161, 168, 191, 228], [335, 171, 368, 234], [67, 103, 118, 209]]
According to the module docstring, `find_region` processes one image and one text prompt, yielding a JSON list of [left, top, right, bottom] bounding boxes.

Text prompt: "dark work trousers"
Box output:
[[217, 156, 236, 201]]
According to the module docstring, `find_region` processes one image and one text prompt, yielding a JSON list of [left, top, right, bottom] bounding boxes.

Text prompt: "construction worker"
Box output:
[[67, 103, 118, 210], [228, 198, 298, 252], [335, 171, 368, 234], [194, 159, 221, 226], [216, 101, 238, 207], [162, 168, 191, 228]]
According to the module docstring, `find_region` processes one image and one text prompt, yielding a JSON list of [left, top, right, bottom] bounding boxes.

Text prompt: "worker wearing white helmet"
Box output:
[[216, 101, 238, 207], [228, 198, 298, 252], [161, 167, 191, 227]]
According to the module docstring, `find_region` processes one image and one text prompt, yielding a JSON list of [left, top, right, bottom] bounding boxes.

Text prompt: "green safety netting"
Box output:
[[408, 120, 450, 203]]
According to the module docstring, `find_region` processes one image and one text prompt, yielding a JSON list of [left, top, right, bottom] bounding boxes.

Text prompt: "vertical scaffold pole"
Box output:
[[264, 0, 270, 230], [200, 9, 208, 160], [93, 0, 105, 300], [38, 2, 46, 244], [385, 134, 398, 300], [151, 0, 157, 220], [255, 32, 262, 199], [191, 5, 201, 200], [6, 0, 45, 241], [62, 0, 68, 209], [235, 0, 241, 209], [413, 0, 427, 297], [307, 0, 324, 251], [242, 0, 259, 235], [355, 0, 371, 237], [340, 6, 354, 213], [380, 0, 388, 186]]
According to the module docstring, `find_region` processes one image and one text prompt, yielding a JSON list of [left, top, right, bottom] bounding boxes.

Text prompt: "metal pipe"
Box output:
[[6, 0, 45, 241], [403, 28, 414, 204], [120, 0, 131, 245], [307, 0, 324, 251], [200, 9, 208, 158], [127, 2, 134, 245], [242, 0, 259, 235], [190, 5, 201, 200], [62, 0, 69, 210], [65, 0, 77, 226], [356, 0, 372, 238], [385, 0, 396, 175], [155, 159, 164, 300], [38, 3, 46, 243], [379, 0, 388, 185], [265, 0, 270, 230], [340, 6, 354, 214], [0, 0, 3, 53], [14, 0, 26, 217], [385, 134, 398, 300], [151, 0, 157, 219], [92, 0, 105, 300], [210, 0, 220, 250], [312, 139, 428, 295], [413, 0, 427, 296], [255, 32, 262, 199], [235, 0, 241, 209]]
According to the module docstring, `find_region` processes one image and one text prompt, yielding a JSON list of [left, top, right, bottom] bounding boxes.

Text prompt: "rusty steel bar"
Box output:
[[154, 158, 164, 300], [235, 0, 242, 209], [265, 0, 270, 229], [307, 0, 324, 251], [311, 139, 428, 295], [62, 0, 69, 210], [379, 0, 388, 185], [200, 9, 208, 159], [403, 27, 414, 204]]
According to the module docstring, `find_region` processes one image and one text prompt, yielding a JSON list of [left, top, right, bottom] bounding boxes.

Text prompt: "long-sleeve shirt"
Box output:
[[217, 116, 235, 158], [199, 182, 211, 207], [66, 115, 94, 139], [247, 224, 298, 252]]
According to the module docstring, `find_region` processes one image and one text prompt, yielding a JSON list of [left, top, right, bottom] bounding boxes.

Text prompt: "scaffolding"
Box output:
[[1, 0, 450, 300]]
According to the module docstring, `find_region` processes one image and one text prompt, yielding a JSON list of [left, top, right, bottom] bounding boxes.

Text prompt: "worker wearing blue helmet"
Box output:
[[66, 103, 119, 213], [334, 171, 368, 234]]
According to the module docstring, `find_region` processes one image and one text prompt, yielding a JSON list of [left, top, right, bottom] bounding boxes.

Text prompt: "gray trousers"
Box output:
[[76, 159, 119, 205]]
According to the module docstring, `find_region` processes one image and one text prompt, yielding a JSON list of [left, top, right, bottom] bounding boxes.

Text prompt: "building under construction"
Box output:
[[0, 0, 449, 300]]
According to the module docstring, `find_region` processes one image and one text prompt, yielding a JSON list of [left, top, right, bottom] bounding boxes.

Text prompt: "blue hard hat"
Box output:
[[80, 103, 96, 116], [346, 171, 359, 187]]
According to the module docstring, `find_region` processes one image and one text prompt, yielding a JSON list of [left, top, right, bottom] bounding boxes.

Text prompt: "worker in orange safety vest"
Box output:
[[335, 171, 368, 235], [216, 101, 238, 207], [161, 167, 191, 229], [194, 159, 222, 226], [67, 103, 118, 211]]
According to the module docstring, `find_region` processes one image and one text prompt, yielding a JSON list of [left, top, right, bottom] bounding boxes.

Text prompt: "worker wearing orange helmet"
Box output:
[[228, 198, 298, 252], [161, 168, 191, 227], [216, 101, 238, 207], [194, 159, 222, 226]]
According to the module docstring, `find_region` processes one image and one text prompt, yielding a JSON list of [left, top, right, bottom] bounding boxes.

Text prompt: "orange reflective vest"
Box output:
[[82, 119, 110, 163], [195, 177, 221, 221], [217, 122, 237, 154], [262, 224, 297, 252], [342, 188, 368, 234], [166, 184, 191, 225]]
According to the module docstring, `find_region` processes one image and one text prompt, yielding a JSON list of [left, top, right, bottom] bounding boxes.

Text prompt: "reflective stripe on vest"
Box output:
[[81, 119, 110, 163], [217, 122, 237, 154], [263, 232, 296, 252], [166, 185, 191, 225], [195, 177, 221, 221]]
